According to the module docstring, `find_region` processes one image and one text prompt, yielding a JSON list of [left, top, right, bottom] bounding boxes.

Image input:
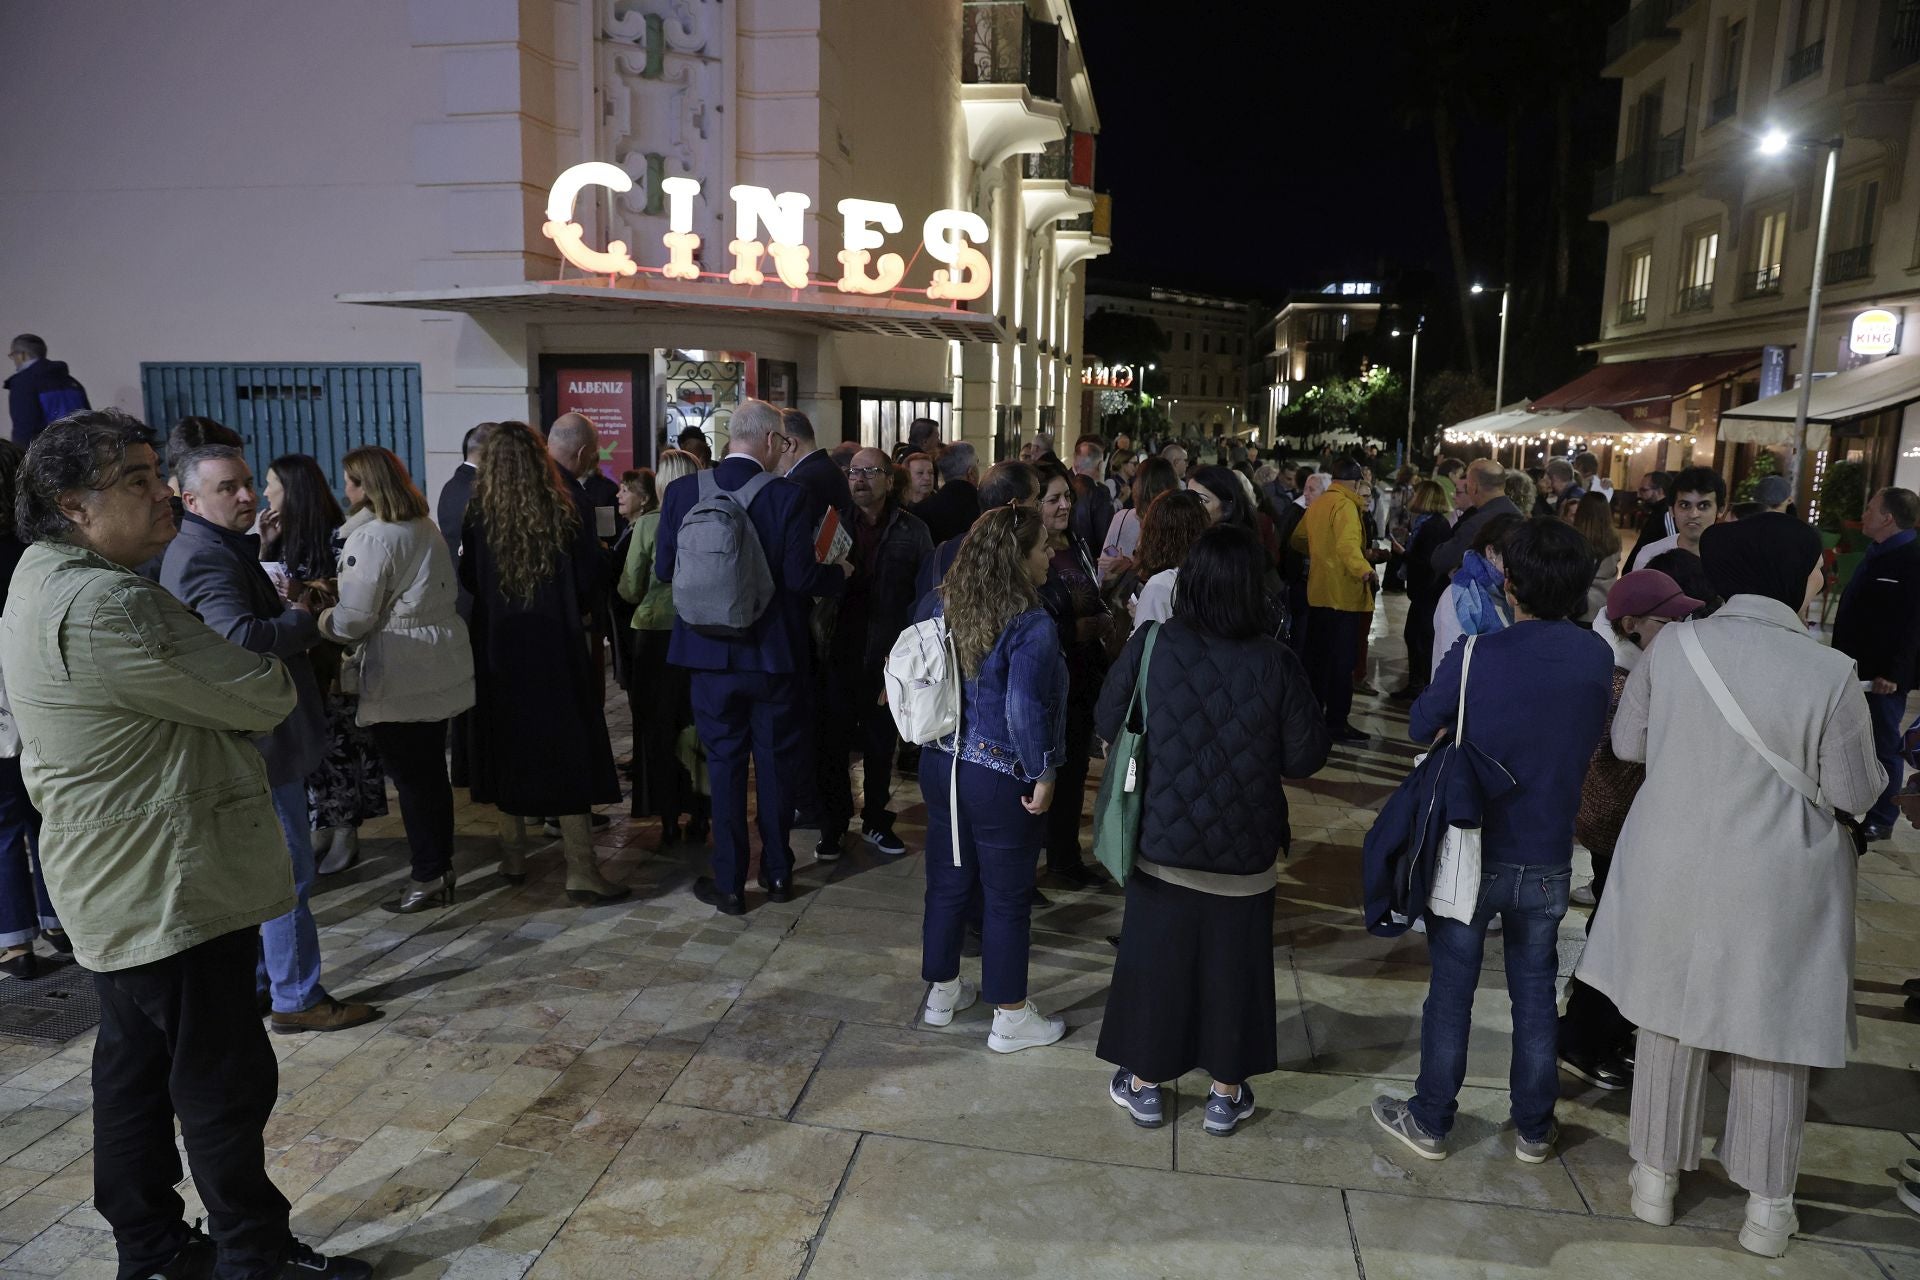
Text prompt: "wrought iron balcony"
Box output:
[[1593, 152, 1652, 211], [1707, 86, 1738, 126], [1784, 39, 1825, 86], [1617, 297, 1649, 324], [1747, 263, 1783, 296], [961, 1, 1061, 99], [1893, 0, 1920, 73], [1826, 242, 1874, 282], [1021, 130, 1095, 186], [1676, 282, 1715, 313]]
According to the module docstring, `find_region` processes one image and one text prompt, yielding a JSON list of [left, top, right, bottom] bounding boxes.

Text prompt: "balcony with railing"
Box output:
[[1593, 152, 1652, 212], [1827, 242, 1874, 282], [1617, 296, 1650, 324], [1746, 263, 1783, 297], [1676, 282, 1715, 313], [1605, 0, 1698, 76], [1892, 0, 1920, 73], [1784, 39, 1826, 86], [1057, 193, 1113, 270], [1707, 86, 1738, 126], [1020, 131, 1095, 230], [959, 0, 1066, 166]]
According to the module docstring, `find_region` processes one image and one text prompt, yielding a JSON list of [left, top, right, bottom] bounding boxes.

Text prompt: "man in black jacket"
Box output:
[[5, 335, 88, 446], [819, 448, 932, 860], [1834, 487, 1920, 840], [1622, 470, 1673, 572], [437, 422, 492, 786], [1430, 459, 1519, 577], [911, 441, 982, 545]]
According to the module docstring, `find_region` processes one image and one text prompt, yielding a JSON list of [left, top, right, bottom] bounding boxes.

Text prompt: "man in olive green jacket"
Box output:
[[1, 410, 372, 1278]]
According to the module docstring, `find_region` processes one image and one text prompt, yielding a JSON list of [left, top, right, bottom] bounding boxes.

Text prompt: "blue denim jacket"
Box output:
[[913, 601, 1069, 783]]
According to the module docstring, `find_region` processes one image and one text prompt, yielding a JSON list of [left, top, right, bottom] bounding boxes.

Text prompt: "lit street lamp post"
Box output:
[[1392, 320, 1423, 462], [1471, 283, 1511, 410], [1759, 127, 1841, 507]]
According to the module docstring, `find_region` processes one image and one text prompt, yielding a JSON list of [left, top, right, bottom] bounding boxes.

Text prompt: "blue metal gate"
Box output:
[[140, 363, 424, 486]]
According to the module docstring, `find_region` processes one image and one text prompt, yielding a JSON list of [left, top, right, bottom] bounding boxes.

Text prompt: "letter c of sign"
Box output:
[[544, 162, 640, 277]]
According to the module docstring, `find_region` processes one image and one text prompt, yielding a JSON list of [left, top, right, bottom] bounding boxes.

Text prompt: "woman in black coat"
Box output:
[[1094, 525, 1330, 1136], [1395, 479, 1456, 700], [461, 421, 627, 904]]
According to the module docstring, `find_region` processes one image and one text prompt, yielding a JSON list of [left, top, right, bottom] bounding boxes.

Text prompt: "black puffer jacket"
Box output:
[[1094, 620, 1330, 876]]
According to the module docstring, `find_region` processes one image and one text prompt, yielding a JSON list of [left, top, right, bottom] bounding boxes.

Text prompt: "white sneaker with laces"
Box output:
[[921, 978, 977, 1028], [1628, 1161, 1677, 1226], [987, 1001, 1065, 1053], [1738, 1193, 1797, 1258]]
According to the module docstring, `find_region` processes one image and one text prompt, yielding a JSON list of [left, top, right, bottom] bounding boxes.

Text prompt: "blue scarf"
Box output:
[[1454, 550, 1512, 637]]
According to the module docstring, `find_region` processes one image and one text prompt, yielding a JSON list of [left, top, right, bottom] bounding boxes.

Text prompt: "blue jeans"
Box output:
[[1866, 690, 1905, 827], [0, 759, 55, 947], [920, 751, 1044, 1005], [261, 781, 324, 1015], [1409, 860, 1570, 1144]]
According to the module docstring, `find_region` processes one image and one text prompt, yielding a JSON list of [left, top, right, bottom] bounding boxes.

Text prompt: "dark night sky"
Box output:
[[1074, 0, 1624, 367]]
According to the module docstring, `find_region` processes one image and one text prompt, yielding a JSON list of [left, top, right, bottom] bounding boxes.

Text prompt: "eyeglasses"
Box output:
[[847, 466, 888, 479], [768, 432, 790, 452]]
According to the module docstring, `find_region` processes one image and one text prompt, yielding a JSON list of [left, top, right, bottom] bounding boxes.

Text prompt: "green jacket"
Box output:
[[0, 542, 297, 971], [617, 510, 675, 631]]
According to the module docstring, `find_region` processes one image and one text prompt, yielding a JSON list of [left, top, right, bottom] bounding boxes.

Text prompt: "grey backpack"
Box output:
[[673, 470, 776, 637]]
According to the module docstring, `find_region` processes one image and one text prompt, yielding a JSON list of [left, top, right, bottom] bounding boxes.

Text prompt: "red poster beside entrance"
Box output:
[[555, 369, 634, 478]]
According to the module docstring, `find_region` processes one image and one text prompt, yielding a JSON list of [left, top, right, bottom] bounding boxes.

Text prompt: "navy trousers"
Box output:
[[692, 670, 802, 895], [920, 750, 1044, 1005], [1865, 690, 1905, 828]]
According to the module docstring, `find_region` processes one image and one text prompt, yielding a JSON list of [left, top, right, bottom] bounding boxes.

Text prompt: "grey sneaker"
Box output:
[[1515, 1123, 1559, 1164], [1108, 1068, 1164, 1127], [1204, 1082, 1256, 1136], [1371, 1095, 1447, 1160]]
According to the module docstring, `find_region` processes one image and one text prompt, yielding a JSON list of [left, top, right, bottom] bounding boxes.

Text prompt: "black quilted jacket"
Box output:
[[1094, 620, 1330, 876]]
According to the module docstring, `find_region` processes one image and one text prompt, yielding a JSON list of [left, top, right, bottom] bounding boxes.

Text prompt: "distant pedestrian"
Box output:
[[4, 334, 88, 447], [1832, 487, 1920, 842], [1291, 460, 1377, 743]]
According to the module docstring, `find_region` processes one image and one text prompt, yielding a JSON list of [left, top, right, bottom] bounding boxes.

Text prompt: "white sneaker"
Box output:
[[1738, 1193, 1797, 1258], [1571, 880, 1597, 907], [1901, 1156, 1920, 1182], [1628, 1162, 1677, 1226], [987, 1001, 1065, 1053], [922, 977, 977, 1028]]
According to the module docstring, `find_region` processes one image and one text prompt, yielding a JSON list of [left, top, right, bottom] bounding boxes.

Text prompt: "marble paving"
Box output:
[[1, 592, 1918, 1278]]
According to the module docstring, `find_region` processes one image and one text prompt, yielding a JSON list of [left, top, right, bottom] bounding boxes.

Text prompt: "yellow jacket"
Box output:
[[1290, 485, 1375, 613]]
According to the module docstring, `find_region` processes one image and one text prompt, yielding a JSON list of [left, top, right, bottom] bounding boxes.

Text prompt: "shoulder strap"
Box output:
[[733, 471, 775, 508], [1676, 622, 1824, 807], [1454, 633, 1476, 746], [697, 470, 719, 501], [1130, 622, 1159, 724]]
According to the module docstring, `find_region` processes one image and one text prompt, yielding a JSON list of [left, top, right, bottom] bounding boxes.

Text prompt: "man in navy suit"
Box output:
[[1834, 488, 1920, 840], [774, 408, 854, 833], [657, 399, 850, 913]]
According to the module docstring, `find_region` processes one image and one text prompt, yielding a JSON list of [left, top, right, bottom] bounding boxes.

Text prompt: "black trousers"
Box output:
[[1303, 606, 1364, 730], [447, 710, 471, 788], [92, 928, 289, 1279], [1559, 847, 1636, 1059], [629, 629, 693, 822], [821, 657, 901, 843], [367, 719, 455, 881], [1044, 697, 1096, 870]]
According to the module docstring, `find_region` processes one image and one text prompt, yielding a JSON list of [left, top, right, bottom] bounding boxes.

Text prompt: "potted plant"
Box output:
[[1819, 459, 1867, 535]]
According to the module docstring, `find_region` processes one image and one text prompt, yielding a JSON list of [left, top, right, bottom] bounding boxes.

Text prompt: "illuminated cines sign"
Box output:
[[542, 162, 991, 302]]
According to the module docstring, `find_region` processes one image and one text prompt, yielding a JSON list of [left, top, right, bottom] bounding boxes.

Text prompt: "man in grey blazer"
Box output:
[[1431, 458, 1521, 577], [161, 445, 377, 1035]]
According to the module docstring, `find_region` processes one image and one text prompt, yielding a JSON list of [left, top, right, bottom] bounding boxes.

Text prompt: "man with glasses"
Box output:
[[819, 448, 932, 861]]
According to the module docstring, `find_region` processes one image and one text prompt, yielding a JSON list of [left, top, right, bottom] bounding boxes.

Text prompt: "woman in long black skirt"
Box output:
[[1093, 526, 1330, 1135]]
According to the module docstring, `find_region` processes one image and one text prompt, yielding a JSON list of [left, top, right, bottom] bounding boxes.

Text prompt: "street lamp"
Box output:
[[1392, 320, 1424, 462], [1757, 126, 1842, 506], [1471, 283, 1511, 409]]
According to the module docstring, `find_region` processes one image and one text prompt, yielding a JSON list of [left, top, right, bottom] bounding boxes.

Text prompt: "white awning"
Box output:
[[1444, 403, 1657, 444], [1719, 351, 1920, 449], [1442, 402, 1536, 441]]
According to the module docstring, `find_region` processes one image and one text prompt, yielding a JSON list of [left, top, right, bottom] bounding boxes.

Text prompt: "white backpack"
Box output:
[[884, 614, 965, 867], [884, 616, 960, 746]]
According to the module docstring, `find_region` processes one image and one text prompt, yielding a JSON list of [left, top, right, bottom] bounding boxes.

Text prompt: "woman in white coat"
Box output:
[[1577, 513, 1884, 1258], [318, 447, 476, 913]]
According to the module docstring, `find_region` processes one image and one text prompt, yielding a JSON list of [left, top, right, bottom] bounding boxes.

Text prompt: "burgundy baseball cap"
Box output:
[[1607, 569, 1702, 621]]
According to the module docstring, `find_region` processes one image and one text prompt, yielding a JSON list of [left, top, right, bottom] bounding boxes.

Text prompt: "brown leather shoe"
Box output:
[[270, 996, 380, 1035]]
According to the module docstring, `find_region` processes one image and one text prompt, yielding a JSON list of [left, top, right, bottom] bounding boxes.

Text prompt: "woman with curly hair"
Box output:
[[461, 421, 627, 904], [915, 505, 1071, 1053], [1129, 490, 1210, 632]]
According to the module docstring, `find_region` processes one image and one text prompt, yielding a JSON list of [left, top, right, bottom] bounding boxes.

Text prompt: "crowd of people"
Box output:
[[0, 383, 1909, 1272]]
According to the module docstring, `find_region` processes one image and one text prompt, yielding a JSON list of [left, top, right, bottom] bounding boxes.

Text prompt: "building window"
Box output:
[[1618, 245, 1652, 323], [1748, 207, 1787, 295], [1181, 374, 1191, 394], [1710, 20, 1743, 124], [1828, 177, 1879, 281], [1183, 331, 1192, 351], [1677, 224, 1718, 313]]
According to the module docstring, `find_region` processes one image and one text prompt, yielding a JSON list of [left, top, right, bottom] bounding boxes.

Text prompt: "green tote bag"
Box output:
[[1092, 623, 1158, 884]]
